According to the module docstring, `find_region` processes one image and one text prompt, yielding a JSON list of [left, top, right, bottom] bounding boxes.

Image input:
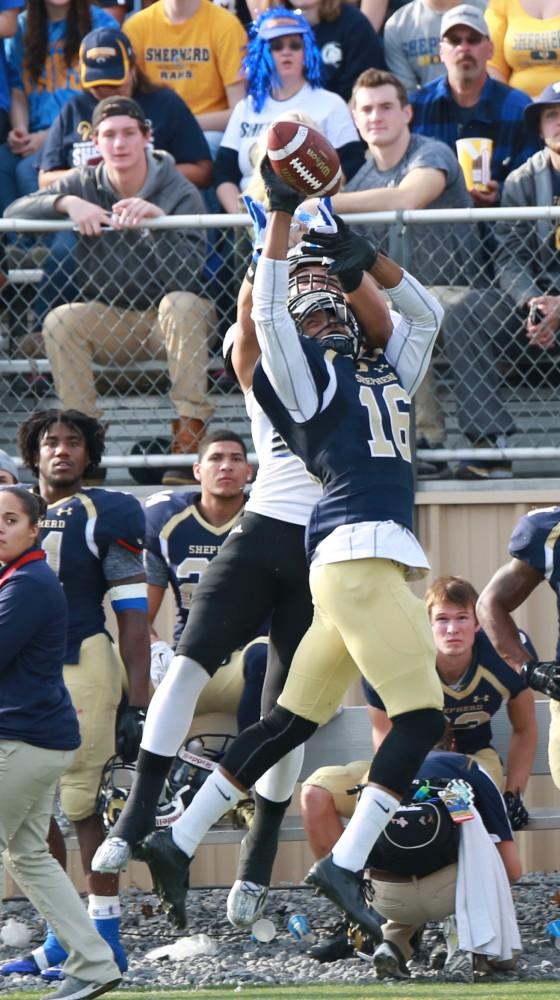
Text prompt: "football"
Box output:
[[267, 120, 342, 197]]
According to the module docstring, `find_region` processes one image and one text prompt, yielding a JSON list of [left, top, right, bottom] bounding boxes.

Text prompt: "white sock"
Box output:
[[255, 745, 305, 803], [141, 656, 209, 756], [87, 894, 121, 919], [171, 770, 244, 857], [331, 785, 400, 872]]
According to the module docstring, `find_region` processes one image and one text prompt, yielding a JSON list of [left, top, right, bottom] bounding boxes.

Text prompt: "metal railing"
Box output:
[[1, 207, 559, 477]]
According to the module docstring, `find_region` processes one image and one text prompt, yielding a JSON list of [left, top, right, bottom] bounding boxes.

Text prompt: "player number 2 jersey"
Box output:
[[144, 489, 243, 644]]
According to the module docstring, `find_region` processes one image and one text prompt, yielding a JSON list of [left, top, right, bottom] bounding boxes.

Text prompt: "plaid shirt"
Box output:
[[410, 74, 540, 185]]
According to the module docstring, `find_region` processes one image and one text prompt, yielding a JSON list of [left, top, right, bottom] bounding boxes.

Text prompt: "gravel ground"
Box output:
[[1, 873, 560, 990]]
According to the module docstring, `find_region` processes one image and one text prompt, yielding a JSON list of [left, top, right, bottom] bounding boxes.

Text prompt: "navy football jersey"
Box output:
[[144, 490, 243, 644], [39, 488, 145, 663], [253, 340, 414, 558], [363, 629, 535, 754], [509, 505, 560, 659]]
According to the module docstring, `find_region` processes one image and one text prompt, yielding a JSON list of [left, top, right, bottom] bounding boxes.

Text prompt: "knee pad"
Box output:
[[369, 707, 445, 797]]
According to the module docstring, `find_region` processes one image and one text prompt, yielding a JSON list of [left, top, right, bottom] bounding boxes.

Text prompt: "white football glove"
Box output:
[[150, 639, 174, 688]]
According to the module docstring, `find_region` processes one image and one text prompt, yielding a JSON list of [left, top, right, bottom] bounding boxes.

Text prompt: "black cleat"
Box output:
[[139, 828, 191, 929], [304, 854, 382, 943], [309, 925, 353, 963]]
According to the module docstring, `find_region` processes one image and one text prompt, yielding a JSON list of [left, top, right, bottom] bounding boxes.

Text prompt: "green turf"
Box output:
[[12, 983, 560, 999]]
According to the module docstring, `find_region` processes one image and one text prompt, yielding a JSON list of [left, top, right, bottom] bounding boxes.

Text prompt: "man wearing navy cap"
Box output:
[[40, 27, 211, 190]]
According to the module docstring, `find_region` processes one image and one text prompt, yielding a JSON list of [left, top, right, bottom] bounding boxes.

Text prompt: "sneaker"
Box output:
[[304, 854, 382, 943], [39, 974, 121, 1000], [40, 967, 64, 982], [161, 466, 198, 487], [1, 955, 41, 976], [139, 828, 191, 929], [442, 915, 474, 983], [227, 880, 269, 928], [455, 459, 512, 481], [372, 940, 410, 980], [92, 837, 132, 874], [309, 927, 353, 963], [415, 438, 451, 480]]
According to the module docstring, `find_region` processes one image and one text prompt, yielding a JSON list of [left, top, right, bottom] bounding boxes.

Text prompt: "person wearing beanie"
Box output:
[[0, 449, 18, 484]]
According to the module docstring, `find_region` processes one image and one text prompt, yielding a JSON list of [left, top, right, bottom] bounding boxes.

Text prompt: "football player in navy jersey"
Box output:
[[476, 506, 560, 789], [145, 429, 251, 652], [363, 576, 537, 821], [145, 428, 267, 731], [91, 201, 396, 929], [113, 163, 449, 937], [1, 409, 150, 981]]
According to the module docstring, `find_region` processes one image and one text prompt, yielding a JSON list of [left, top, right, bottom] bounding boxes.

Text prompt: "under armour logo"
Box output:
[[56, 506, 73, 516]]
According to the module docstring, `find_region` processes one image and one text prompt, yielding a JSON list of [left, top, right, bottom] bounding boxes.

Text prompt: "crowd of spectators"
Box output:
[[0, 0, 560, 478]]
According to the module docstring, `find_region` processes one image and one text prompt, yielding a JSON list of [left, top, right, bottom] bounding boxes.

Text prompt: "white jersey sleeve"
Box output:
[[384, 270, 443, 397]]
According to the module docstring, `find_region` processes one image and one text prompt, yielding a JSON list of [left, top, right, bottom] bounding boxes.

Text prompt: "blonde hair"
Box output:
[[259, 0, 341, 22]]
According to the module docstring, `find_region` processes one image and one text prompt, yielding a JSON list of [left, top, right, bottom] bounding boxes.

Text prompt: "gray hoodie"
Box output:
[[5, 150, 207, 311], [495, 148, 560, 308]]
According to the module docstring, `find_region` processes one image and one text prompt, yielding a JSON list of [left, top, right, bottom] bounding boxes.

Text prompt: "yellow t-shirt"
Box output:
[[124, 0, 247, 116], [486, 0, 560, 97]]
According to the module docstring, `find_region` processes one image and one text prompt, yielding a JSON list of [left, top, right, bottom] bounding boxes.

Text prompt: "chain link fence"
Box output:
[[1, 207, 559, 480]]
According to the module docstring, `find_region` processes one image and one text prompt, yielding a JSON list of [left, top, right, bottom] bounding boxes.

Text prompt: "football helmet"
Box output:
[[97, 734, 238, 835], [156, 733, 237, 827], [287, 242, 362, 359], [96, 754, 136, 833]]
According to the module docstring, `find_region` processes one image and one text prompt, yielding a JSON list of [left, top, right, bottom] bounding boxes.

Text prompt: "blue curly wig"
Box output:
[[245, 8, 323, 113]]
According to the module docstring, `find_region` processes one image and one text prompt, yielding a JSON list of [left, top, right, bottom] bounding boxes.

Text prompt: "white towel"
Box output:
[[455, 806, 521, 960]]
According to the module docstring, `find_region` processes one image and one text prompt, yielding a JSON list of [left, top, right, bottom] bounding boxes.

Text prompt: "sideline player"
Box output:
[[301, 574, 537, 902], [145, 428, 267, 732], [2, 410, 150, 979], [112, 165, 449, 936], [92, 206, 394, 930], [365, 576, 537, 802], [476, 506, 560, 788]]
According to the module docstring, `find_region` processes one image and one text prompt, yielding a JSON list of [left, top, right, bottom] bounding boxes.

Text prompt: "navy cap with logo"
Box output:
[[80, 27, 134, 89], [524, 81, 560, 133], [91, 95, 147, 131]]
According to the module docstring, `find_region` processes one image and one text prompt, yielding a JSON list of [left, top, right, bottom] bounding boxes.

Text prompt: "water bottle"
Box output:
[[546, 919, 560, 949], [288, 913, 315, 945]]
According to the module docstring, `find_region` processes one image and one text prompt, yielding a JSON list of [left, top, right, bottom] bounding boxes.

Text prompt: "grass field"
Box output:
[[13, 984, 560, 999]]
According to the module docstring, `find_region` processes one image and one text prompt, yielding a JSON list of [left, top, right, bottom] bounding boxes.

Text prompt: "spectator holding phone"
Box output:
[[454, 79, 560, 413], [494, 83, 560, 351]]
